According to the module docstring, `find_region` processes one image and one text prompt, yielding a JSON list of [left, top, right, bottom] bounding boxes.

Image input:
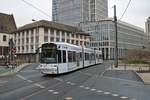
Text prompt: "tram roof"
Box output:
[[43, 42, 102, 53]]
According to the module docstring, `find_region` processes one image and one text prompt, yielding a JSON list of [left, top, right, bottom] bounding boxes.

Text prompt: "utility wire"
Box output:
[[119, 0, 132, 20], [21, 0, 51, 18]]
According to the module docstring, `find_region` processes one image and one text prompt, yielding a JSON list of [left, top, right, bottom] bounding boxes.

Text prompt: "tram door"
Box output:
[[76, 53, 80, 67]]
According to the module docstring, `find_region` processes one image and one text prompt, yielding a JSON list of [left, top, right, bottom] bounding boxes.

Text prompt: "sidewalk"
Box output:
[[110, 65, 150, 85], [0, 63, 30, 77]]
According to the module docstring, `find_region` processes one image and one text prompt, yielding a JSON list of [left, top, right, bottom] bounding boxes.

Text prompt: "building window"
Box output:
[[31, 29, 34, 37], [51, 37, 54, 42], [31, 37, 34, 43], [26, 30, 29, 37], [67, 39, 70, 43], [62, 38, 65, 42], [44, 36, 48, 42], [26, 38, 29, 43], [44, 28, 48, 35], [50, 29, 54, 36], [36, 36, 39, 43], [3, 35, 7, 41], [62, 32, 65, 38], [71, 40, 74, 44], [56, 38, 59, 42], [56, 30, 60, 36], [72, 34, 74, 38]]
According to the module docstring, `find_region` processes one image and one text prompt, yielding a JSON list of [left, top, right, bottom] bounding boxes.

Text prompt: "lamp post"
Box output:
[[32, 19, 39, 63], [114, 5, 118, 68]]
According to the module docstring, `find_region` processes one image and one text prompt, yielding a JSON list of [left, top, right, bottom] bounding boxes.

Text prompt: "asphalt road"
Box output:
[[0, 61, 150, 100]]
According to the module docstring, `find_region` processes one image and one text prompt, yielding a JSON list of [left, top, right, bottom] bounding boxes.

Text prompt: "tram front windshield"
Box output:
[[40, 44, 57, 64]]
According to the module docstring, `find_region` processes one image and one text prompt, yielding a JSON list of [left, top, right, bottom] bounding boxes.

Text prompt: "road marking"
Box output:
[[131, 99, 136, 100], [84, 87, 90, 90], [17, 74, 26, 80], [34, 83, 45, 89], [67, 81, 71, 84], [53, 92, 59, 95], [120, 96, 128, 99], [27, 80, 33, 83], [112, 94, 119, 97], [104, 92, 111, 95], [48, 90, 54, 92], [70, 83, 75, 85], [17, 74, 33, 83], [0, 80, 8, 84], [65, 97, 73, 100], [97, 90, 103, 93], [20, 70, 37, 73], [79, 85, 84, 88], [103, 76, 144, 85], [20, 73, 90, 100], [90, 88, 96, 91]]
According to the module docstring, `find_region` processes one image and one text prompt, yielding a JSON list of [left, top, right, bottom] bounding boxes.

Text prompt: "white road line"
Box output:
[[20, 73, 85, 100], [112, 94, 119, 97], [70, 83, 75, 85], [48, 90, 54, 92], [84, 87, 90, 90], [27, 80, 33, 83], [17, 75, 26, 80], [0, 80, 8, 84], [34, 83, 45, 89], [104, 92, 111, 95], [97, 90, 103, 93], [21, 70, 37, 73], [67, 82, 71, 84], [120, 96, 128, 99], [131, 99, 136, 100], [79, 85, 84, 88], [103, 76, 144, 85], [53, 92, 59, 95], [90, 88, 96, 91], [17, 74, 33, 83]]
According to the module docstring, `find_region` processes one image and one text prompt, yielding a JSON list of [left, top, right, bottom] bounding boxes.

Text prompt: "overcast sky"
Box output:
[[0, 0, 150, 29]]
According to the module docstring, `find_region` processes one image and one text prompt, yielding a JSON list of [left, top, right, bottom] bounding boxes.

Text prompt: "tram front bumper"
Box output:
[[37, 66, 58, 74]]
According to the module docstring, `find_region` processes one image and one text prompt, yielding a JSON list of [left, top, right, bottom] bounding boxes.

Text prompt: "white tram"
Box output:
[[37, 42, 103, 74]]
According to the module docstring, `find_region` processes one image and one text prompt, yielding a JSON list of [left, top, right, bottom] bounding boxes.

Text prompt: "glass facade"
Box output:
[[81, 19, 149, 60], [52, 0, 108, 26]]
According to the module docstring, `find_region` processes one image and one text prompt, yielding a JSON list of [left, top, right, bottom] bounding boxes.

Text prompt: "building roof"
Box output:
[[16, 20, 90, 36], [0, 13, 17, 33]]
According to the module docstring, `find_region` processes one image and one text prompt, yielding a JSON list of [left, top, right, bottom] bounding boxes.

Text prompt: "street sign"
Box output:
[[11, 48, 16, 54]]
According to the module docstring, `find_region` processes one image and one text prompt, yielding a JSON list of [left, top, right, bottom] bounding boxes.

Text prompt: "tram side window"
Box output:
[[73, 52, 76, 62], [57, 50, 61, 63], [63, 51, 66, 63], [80, 52, 82, 60], [85, 53, 89, 60], [68, 51, 73, 62], [91, 53, 95, 60]]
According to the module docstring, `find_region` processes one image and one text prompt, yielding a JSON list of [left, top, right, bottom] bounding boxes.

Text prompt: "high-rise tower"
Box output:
[[52, 0, 108, 26], [145, 17, 150, 36]]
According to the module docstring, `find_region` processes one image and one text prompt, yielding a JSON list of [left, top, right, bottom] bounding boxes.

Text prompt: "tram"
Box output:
[[37, 42, 103, 74]]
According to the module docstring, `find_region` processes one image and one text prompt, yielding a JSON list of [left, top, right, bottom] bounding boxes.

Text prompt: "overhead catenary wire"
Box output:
[[21, 0, 51, 18], [119, 0, 132, 20]]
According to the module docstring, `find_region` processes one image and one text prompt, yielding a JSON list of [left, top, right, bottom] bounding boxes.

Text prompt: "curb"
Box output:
[[0, 63, 30, 77], [137, 73, 150, 85], [132, 70, 145, 84]]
